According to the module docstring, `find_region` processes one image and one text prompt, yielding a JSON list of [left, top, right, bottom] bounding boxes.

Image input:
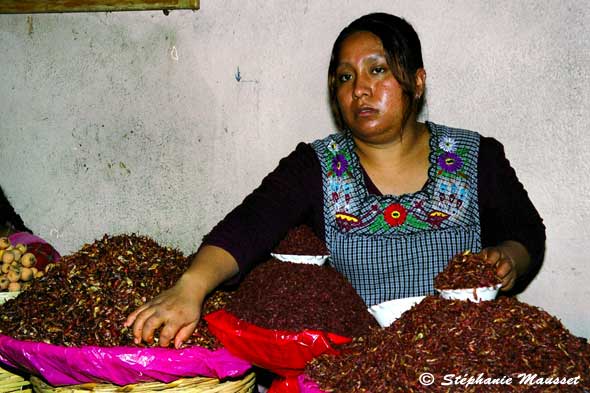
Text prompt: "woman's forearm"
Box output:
[[182, 244, 240, 296]]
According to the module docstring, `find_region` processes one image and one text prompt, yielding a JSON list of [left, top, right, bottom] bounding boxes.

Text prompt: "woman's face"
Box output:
[[335, 31, 407, 144]]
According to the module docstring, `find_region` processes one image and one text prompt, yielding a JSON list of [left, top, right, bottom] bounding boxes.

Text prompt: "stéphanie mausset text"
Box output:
[[441, 373, 581, 387]]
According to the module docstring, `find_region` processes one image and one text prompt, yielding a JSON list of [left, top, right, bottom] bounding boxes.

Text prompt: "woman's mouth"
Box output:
[[356, 106, 378, 117]]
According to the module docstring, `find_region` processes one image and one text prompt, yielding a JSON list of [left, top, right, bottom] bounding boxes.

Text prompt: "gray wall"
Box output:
[[1, 1, 589, 338]]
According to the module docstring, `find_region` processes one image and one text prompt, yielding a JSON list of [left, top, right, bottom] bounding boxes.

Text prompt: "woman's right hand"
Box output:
[[124, 272, 207, 349], [124, 245, 240, 349]]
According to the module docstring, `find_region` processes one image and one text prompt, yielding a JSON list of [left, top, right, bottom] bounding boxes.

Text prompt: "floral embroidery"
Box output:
[[336, 211, 364, 231], [326, 139, 352, 179], [328, 140, 340, 154], [369, 214, 387, 232], [435, 137, 468, 179], [329, 178, 340, 193], [437, 152, 463, 173], [331, 154, 349, 177], [439, 136, 456, 152], [426, 210, 450, 228], [367, 201, 430, 233], [321, 130, 473, 234], [383, 203, 407, 227], [336, 212, 360, 224], [406, 213, 430, 230]]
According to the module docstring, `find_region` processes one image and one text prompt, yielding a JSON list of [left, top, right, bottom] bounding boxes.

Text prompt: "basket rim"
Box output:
[[29, 372, 255, 393]]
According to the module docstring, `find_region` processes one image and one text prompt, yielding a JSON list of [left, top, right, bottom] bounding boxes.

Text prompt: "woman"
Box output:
[[125, 13, 545, 348]]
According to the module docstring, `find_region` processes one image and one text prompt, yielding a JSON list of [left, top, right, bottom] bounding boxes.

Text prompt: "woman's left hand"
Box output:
[[480, 246, 517, 291]]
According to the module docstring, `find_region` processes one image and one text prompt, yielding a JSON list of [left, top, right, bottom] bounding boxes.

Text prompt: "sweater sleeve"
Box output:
[[201, 142, 324, 279], [478, 136, 546, 291]]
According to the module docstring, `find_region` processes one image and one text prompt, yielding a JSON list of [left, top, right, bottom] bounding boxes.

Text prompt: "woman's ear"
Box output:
[[415, 68, 426, 99]]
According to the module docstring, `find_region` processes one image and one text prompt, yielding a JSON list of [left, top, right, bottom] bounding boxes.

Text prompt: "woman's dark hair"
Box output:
[[328, 13, 425, 131], [0, 186, 31, 235]]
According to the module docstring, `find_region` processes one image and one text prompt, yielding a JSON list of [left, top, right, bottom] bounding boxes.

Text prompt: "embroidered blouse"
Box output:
[[311, 123, 483, 304], [203, 126, 545, 293]]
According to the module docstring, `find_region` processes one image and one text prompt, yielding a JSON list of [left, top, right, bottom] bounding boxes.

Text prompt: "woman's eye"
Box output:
[[338, 74, 352, 83], [372, 66, 386, 74]]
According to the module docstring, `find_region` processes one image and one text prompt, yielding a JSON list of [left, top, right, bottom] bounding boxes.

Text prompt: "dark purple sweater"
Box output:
[[203, 135, 546, 292]]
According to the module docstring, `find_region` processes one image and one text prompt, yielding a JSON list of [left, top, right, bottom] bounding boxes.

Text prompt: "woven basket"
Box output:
[[0, 365, 32, 393], [30, 372, 255, 393]]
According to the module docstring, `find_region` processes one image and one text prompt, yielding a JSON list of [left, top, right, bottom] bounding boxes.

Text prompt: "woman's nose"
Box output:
[[353, 73, 371, 99]]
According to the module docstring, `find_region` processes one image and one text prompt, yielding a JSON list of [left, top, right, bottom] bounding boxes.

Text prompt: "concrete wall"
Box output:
[[1, 1, 589, 338]]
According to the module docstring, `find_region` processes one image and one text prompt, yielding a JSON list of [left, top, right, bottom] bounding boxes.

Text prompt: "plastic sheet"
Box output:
[[297, 374, 326, 393], [269, 375, 305, 393], [8, 232, 61, 271], [204, 310, 351, 377], [0, 334, 251, 386]]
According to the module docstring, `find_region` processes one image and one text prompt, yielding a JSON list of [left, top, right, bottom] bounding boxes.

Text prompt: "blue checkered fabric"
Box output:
[[311, 122, 482, 306]]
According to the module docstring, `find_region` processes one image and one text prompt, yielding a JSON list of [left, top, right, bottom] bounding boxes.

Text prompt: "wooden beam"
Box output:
[[0, 0, 199, 14]]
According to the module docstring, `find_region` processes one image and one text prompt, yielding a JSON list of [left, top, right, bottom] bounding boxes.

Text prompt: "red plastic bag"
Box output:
[[269, 375, 305, 393], [8, 232, 60, 271], [204, 310, 351, 380]]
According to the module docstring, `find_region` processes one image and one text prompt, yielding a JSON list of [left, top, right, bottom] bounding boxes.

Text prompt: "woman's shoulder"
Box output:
[[426, 121, 509, 157], [426, 121, 482, 140], [278, 132, 349, 169], [288, 132, 343, 151], [308, 132, 351, 158], [274, 140, 321, 172], [309, 131, 347, 145]]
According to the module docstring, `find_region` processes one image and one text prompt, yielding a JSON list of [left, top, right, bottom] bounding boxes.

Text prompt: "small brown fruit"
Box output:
[[0, 237, 10, 249], [2, 251, 14, 264], [34, 271, 44, 279], [7, 268, 21, 283], [1, 263, 10, 274], [0, 276, 9, 290], [15, 243, 27, 254], [20, 267, 33, 282], [7, 282, 21, 292], [20, 253, 37, 268], [11, 249, 22, 261]]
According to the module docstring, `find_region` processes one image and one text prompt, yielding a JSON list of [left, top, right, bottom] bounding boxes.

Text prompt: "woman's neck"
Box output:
[[353, 121, 429, 169], [352, 121, 431, 196]]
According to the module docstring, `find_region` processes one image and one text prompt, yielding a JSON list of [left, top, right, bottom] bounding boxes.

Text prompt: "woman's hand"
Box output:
[[124, 245, 239, 349], [481, 241, 531, 291], [480, 247, 516, 290], [124, 272, 206, 349]]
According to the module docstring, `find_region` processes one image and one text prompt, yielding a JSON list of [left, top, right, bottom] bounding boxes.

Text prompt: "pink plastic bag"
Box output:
[[8, 232, 61, 271], [0, 334, 251, 386], [8, 233, 60, 258], [297, 374, 326, 393]]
